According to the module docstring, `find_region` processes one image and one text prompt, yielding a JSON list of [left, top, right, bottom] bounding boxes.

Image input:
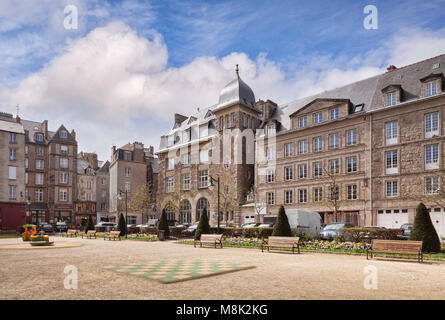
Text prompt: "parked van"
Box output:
[[285, 209, 322, 236]]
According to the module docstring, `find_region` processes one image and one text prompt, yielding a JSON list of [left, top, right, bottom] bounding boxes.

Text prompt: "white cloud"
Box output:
[[1, 23, 444, 160]]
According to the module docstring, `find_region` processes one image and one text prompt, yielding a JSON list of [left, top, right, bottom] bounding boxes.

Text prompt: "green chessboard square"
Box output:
[[103, 259, 255, 283]]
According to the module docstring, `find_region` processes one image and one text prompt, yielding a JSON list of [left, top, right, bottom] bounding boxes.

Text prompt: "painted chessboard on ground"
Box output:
[[104, 258, 255, 283]]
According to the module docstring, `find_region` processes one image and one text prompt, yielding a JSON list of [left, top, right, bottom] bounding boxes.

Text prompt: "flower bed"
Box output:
[[66, 232, 159, 241]]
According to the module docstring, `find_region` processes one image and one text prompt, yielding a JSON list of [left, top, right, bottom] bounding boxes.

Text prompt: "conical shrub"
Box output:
[[272, 205, 292, 237], [409, 203, 441, 253], [158, 209, 170, 238], [195, 207, 211, 240], [86, 215, 95, 232], [117, 213, 127, 236]]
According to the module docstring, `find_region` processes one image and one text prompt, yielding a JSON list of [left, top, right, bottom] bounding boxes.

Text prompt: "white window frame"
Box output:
[[347, 184, 358, 200], [165, 177, 174, 192], [181, 173, 191, 190], [314, 187, 323, 202], [386, 91, 397, 106], [198, 170, 209, 189], [385, 150, 398, 174], [313, 137, 322, 152], [285, 190, 293, 204], [425, 112, 439, 138], [298, 164, 308, 179], [284, 143, 293, 157], [298, 189, 307, 203], [346, 129, 357, 146], [346, 156, 358, 173], [8, 166, 17, 180], [425, 81, 437, 97], [60, 172, 68, 184], [284, 166, 293, 181], [299, 116, 307, 128], [385, 181, 398, 198], [425, 176, 439, 195], [329, 133, 339, 149], [385, 121, 398, 145], [330, 108, 339, 120], [298, 140, 307, 154], [266, 169, 275, 183], [35, 173, 44, 185], [313, 112, 323, 124], [425, 144, 439, 170]]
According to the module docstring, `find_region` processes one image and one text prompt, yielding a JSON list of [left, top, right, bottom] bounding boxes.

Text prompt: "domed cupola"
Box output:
[[217, 65, 256, 110]]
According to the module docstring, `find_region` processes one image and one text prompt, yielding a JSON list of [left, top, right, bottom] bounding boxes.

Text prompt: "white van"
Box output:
[[285, 209, 322, 236]]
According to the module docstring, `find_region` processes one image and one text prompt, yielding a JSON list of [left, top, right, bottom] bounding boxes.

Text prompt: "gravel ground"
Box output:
[[0, 237, 444, 300]]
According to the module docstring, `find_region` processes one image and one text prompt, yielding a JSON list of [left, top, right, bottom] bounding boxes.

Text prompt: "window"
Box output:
[[9, 186, 16, 199], [313, 137, 322, 152], [329, 133, 339, 149], [425, 112, 439, 138], [8, 166, 16, 180], [9, 133, 16, 143], [425, 81, 437, 97], [298, 140, 307, 154], [199, 149, 209, 163], [35, 173, 44, 185], [298, 189, 307, 203], [25, 173, 28, 184], [329, 159, 340, 174], [347, 185, 358, 200], [425, 176, 439, 195], [313, 162, 323, 177], [25, 158, 28, 168], [181, 153, 190, 167], [266, 169, 275, 183], [60, 130, 68, 138], [386, 92, 397, 106], [225, 115, 230, 129], [181, 173, 191, 190], [285, 190, 293, 204], [35, 189, 43, 202], [386, 150, 398, 174], [87, 181, 92, 189], [314, 187, 323, 202], [346, 156, 358, 173], [267, 125, 275, 136], [313, 112, 323, 124], [9, 149, 16, 160], [165, 177, 174, 192], [179, 200, 192, 224], [298, 164, 307, 179], [346, 129, 357, 146], [101, 190, 106, 198], [25, 145, 28, 154], [167, 158, 175, 170], [102, 178, 106, 185], [386, 181, 398, 197], [284, 166, 293, 181], [123, 151, 132, 161], [36, 160, 44, 170], [198, 170, 209, 188], [267, 147, 275, 160], [220, 117, 224, 129], [125, 182, 131, 192], [60, 158, 68, 169], [60, 145, 68, 155], [125, 167, 131, 177], [330, 186, 339, 201], [425, 144, 439, 170], [284, 143, 293, 157], [385, 121, 398, 145], [299, 116, 307, 128], [330, 108, 339, 120], [266, 192, 275, 205], [59, 189, 68, 201], [36, 133, 43, 142]]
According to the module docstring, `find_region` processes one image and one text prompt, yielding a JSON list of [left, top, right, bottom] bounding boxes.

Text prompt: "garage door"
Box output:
[[430, 210, 445, 239], [376, 209, 409, 228]]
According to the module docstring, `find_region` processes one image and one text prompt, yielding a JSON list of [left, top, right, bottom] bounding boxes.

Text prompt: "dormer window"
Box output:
[[299, 116, 307, 128], [313, 112, 322, 124], [425, 81, 437, 97], [60, 130, 68, 138], [386, 91, 397, 106], [267, 124, 275, 136], [36, 133, 44, 142], [330, 108, 339, 120]]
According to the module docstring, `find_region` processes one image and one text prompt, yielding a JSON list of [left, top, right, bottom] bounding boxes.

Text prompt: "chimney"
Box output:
[[15, 115, 21, 123], [386, 65, 397, 72], [71, 129, 76, 139], [42, 120, 48, 137]]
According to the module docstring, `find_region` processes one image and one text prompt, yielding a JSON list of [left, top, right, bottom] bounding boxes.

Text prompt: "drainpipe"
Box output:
[[369, 114, 373, 225]]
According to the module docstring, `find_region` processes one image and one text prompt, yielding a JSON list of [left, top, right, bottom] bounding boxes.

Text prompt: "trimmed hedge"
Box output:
[[410, 203, 441, 252], [272, 205, 292, 237], [337, 227, 402, 243]]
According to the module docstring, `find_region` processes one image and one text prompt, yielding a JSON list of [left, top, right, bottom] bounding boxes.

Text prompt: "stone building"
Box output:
[[109, 142, 156, 224], [75, 158, 97, 226], [0, 113, 26, 230], [95, 160, 110, 223], [157, 54, 445, 236]]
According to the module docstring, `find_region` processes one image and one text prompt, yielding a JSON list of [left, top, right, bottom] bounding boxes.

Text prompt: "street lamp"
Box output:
[[26, 198, 31, 225], [208, 175, 220, 233], [118, 189, 128, 238]]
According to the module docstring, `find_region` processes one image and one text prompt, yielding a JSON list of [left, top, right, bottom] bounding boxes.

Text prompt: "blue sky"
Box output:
[[1, 0, 444, 159]]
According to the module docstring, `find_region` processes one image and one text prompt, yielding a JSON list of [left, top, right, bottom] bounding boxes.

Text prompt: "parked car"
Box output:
[[257, 223, 274, 228], [399, 223, 413, 240], [95, 222, 117, 232], [38, 222, 54, 233], [54, 221, 68, 233], [127, 224, 138, 233], [285, 209, 322, 236], [181, 224, 198, 237], [145, 219, 158, 227], [241, 223, 260, 228], [176, 223, 191, 228], [319, 222, 355, 240]]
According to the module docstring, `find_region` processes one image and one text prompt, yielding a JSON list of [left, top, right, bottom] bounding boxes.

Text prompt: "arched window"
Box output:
[[164, 206, 175, 222], [179, 199, 192, 224], [196, 198, 210, 222]]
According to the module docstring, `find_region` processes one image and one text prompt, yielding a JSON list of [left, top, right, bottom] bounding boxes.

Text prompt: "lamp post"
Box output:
[[26, 198, 31, 225], [209, 175, 220, 233], [118, 189, 128, 238]]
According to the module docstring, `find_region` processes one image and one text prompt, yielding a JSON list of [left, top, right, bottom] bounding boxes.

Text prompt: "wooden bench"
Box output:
[[63, 229, 78, 237], [367, 239, 423, 262], [104, 231, 121, 241], [194, 234, 223, 248], [82, 230, 96, 239], [262, 236, 300, 254]]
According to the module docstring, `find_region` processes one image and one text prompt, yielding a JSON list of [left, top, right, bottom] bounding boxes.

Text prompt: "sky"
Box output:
[[1, 0, 445, 160]]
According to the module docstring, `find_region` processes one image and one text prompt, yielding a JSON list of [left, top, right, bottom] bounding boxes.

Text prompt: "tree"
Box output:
[[219, 175, 239, 225], [161, 175, 186, 224], [409, 203, 441, 252], [85, 215, 95, 232], [322, 163, 343, 223], [272, 205, 292, 237], [195, 207, 211, 240], [130, 182, 155, 223], [117, 213, 127, 236], [158, 209, 170, 238]]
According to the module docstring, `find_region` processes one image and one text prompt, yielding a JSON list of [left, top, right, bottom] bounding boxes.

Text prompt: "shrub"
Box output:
[[272, 205, 292, 237], [242, 227, 273, 239], [292, 229, 314, 242], [338, 227, 402, 243], [117, 213, 127, 236], [194, 208, 211, 240], [158, 209, 170, 238], [409, 203, 441, 253], [85, 215, 95, 232]]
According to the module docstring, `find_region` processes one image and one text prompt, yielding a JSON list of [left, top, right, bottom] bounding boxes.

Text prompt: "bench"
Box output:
[[82, 230, 97, 239], [194, 234, 223, 248], [63, 229, 78, 237], [367, 239, 423, 262], [262, 236, 300, 254], [104, 231, 121, 241]]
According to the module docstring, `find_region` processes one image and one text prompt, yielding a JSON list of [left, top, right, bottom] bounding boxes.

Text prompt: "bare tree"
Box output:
[[321, 162, 343, 222], [130, 182, 155, 223], [161, 175, 187, 222], [219, 177, 239, 225], [401, 169, 445, 207]]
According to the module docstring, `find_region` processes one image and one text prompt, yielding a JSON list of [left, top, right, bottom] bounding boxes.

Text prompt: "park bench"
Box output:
[[104, 231, 121, 241], [366, 239, 423, 263], [63, 229, 78, 238], [261, 236, 300, 254], [194, 234, 223, 248], [82, 230, 97, 239]]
